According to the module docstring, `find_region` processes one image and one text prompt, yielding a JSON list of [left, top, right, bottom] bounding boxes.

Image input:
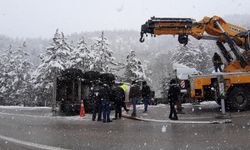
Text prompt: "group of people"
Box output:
[[90, 81, 129, 123], [89, 78, 181, 122], [90, 80, 151, 122], [129, 81, 151, 117], [87, 52, 224, 123]]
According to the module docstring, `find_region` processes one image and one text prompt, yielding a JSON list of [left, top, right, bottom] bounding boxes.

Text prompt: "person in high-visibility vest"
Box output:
[[121, 83, 126, 92], [120, 83, 129, 112]]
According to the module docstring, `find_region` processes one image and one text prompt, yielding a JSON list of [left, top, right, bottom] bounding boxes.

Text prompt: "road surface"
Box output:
[[0, 105, 250, 150]]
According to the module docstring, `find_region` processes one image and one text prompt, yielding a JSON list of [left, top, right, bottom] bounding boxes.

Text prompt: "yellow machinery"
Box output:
[[140, 16, 250, 110]]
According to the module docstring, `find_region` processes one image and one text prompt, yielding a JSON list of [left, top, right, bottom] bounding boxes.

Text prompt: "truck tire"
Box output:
[[227, 87, 249, 111]]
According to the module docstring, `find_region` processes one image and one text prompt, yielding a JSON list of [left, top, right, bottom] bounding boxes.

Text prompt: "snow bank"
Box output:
[[0, 106, 51, 110]]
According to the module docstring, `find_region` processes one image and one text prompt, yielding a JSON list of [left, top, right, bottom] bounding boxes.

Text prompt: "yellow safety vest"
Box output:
[[121, 83, 126, 92]]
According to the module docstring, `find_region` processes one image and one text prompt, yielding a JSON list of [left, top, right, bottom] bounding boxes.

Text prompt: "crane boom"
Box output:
[[140, 16, 250, 71]]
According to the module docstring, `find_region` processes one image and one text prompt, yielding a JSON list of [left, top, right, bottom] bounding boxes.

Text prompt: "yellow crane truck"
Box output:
[[140, 16, 250, 110]]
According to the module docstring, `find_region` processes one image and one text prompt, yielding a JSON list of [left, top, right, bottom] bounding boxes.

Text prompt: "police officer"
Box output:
[[168, 79, 180, 120]]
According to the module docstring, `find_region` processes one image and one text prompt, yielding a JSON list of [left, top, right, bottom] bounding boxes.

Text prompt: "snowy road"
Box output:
[[0, 106, 250, 149]]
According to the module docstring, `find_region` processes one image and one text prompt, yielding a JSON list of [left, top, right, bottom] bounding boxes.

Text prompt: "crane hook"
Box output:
[[178, 34, 189, 45], [139, 32, 145, 43]]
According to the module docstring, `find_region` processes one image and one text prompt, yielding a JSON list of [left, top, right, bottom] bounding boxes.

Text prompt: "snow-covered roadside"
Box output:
[[0, 105, 93, 121], [0, 111, 93, 121], [0, 106, 51, 110], [0, 106, 124, 121], [135, 101, 219, 110], [182, 101, 220, 110], [135, 104, 167, 110]]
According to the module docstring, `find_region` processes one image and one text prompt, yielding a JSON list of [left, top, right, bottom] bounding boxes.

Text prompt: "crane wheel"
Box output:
[[227, 87, 250, 111]]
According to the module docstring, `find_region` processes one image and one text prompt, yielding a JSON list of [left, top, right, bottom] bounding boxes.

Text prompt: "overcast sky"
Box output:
[[0, 0, 249, 38]]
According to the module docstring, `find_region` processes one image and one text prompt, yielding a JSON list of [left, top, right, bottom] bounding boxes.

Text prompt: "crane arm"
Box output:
[[139, 17, 206, 44], [140, 16, 247, 44], [140, 16, 250, 68]]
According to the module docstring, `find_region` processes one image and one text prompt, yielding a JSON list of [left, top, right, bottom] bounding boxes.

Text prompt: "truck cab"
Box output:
[[173, 65, 200, 103]]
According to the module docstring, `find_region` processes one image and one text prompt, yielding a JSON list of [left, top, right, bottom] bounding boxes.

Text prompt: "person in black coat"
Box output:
[[90, 82, 102, 121], [141, 81, 151, 113], [212, 52, 223, 72], [129, 81, 141, 117], [112, 85, 125, 119], [168, 79, 180, 120], [99, 84, 112, 123]]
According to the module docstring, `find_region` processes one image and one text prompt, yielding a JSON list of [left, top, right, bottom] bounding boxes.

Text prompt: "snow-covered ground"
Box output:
[[0, 101, 221, 122], [0, 105, 93, 121], [135, 101, 219, 110], [0, 106, 51, 110], [182, 101, 220, 110]]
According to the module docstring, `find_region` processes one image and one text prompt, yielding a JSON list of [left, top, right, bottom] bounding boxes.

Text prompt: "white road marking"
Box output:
[[137, 117, 232, 124], [0, 134, 70, 150], [122, 114, 232, 124]]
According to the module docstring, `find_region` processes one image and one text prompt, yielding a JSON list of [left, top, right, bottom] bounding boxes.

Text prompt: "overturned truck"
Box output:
[[52, 68, 115, 115]]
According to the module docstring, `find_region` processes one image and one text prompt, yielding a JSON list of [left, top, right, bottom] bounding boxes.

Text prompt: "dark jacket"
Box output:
[[112, 86, 125, 103], [129, 84, 141, 98], [212, 53, 223, 65], [142, 85, 151, 97], [99, 84, 111, 101], [168, 84, 180, 102], [89, 85, 101, 104]]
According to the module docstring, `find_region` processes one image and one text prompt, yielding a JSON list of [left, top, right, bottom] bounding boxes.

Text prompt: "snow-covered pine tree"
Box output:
[[196, 43, 213, 73], [0, 44, 33, 105], [33, 29, 72, 106], [70, 37, 94, 71], [124, 50, 147, 82], [0, 46, 13, 104], [171, 41, 213, 73], [12, 43, 33, 105], [150, 52, 173, 97], [160, 75, 172, 99], [91, 32, 116, 73], [0, 53, 3, 84]]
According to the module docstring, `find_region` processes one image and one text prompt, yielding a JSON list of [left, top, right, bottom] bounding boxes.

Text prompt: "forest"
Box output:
[[0, 14, 249, 106]]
